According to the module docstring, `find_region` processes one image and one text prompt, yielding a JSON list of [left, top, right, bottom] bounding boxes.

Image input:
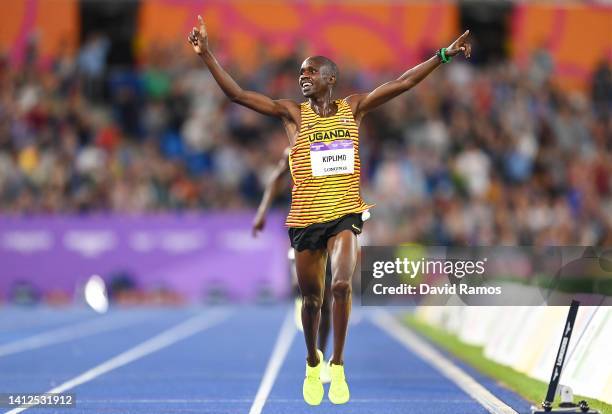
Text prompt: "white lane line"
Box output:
[[371, 311, 518, 414], [248, 308, 296, 414], [0, 312, 152, 357], [4, 310, 230, 414], [0, 311, 91, 331], [78, 397, 476, 403]]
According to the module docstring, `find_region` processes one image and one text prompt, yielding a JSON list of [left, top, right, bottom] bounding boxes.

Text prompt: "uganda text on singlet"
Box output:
[[286, 99, 374, 228]]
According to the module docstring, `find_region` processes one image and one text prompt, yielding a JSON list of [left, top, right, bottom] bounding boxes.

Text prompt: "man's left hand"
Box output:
[[446, 30, 472, 59]]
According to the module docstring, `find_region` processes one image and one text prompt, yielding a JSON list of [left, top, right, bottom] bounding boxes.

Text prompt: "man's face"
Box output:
[[299, 58, 332, 98]]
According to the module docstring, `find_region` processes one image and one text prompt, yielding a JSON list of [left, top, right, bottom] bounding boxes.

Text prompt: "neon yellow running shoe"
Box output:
[[328, 362, 350, 404], [303, 349, 324, 406]]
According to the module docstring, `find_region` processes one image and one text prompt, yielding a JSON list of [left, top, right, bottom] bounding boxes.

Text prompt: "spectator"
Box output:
[[0, 40, 609, 247]]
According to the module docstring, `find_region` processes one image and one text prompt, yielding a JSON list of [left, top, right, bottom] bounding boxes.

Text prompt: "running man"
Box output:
[[251, 147, 333, 384], [188, 16, 471, 405]]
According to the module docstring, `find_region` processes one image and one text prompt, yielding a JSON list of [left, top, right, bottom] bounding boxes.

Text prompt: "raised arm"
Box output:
[[188, 16, 299, 121], [347, 30, 472, 123], [252, 148, 291, 237]]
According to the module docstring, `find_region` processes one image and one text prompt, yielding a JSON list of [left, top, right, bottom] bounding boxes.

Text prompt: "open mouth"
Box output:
[[301, 81, 313, 91]]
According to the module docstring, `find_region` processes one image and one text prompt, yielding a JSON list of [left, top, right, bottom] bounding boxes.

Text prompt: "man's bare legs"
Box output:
[[326, 230, 358, 365], [318, 279, 332, 354], [295, 248, 327, 367]]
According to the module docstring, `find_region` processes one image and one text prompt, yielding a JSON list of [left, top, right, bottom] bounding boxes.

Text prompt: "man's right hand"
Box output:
[[252, 214, 266, 238], [187, 15, 208, 55]]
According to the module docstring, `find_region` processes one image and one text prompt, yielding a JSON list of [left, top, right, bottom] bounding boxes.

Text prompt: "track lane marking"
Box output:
[[4, 310, 230, 414], [76, 397, 477, 404], [371, 310, 518, 414], [0, 312, 152, 357], [248, 308, 296, 414]]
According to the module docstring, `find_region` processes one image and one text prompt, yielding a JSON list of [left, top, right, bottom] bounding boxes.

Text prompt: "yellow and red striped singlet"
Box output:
[[286, 98, 374, 228]]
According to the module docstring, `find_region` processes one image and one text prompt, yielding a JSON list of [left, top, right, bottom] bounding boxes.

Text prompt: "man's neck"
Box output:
[[309, 96, 337, 117]]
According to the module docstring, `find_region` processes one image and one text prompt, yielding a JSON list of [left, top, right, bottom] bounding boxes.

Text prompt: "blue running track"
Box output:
[[0, 305, 532, 414]]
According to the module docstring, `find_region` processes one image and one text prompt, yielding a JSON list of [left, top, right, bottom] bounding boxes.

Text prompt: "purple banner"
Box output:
[[0, 213, 290, 302]]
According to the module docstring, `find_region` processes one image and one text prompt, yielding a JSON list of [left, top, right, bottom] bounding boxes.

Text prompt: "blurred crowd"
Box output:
[[0, 36, 610, 246]]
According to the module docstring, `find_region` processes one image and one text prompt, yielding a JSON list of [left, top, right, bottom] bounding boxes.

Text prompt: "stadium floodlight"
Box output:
[[84, 275, 109, 314]]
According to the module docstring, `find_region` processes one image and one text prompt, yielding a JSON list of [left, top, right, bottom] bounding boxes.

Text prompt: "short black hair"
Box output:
[[311, 56, 339, 81]]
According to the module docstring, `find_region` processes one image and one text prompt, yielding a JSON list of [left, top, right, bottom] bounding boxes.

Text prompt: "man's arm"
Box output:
[[347, 30, 472, 123], [252, 148, 291, 237], [188, 16, 299, 120]]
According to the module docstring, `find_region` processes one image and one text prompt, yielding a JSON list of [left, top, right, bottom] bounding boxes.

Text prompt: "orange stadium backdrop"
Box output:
[[137, 0, 459, 72], [0, 0, 79, 67], [0, 0, 609, 91], [511, 3, 612, 90], [137, 0, 611, 89]]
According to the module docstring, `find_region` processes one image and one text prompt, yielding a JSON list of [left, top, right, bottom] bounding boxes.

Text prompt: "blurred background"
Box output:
[[0, 0, 610, 305]]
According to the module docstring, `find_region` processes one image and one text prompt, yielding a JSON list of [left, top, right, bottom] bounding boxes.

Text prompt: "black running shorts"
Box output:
[[288, 213, 364, 252]]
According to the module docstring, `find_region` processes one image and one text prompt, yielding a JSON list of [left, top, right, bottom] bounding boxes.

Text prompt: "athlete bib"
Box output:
[[310, 139, 355, 177]]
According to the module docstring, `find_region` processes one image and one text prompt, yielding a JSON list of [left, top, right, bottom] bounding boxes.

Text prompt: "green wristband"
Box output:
[[440, 47, 452, 64]]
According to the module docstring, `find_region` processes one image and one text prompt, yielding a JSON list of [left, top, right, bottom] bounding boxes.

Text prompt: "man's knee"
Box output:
[[331, 279, 351, 299], [302, 294, 322, 313]]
